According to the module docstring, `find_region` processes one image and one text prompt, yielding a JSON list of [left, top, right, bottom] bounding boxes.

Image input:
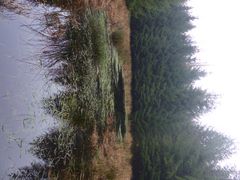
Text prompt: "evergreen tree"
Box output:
[[129, 1, 238, 179]]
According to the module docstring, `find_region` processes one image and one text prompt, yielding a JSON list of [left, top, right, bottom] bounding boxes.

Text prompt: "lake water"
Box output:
[[0, 2, 126, 178], [0, 12, 58, 179]]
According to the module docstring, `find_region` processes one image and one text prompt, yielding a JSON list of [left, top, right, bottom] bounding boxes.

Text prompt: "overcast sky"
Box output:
[[188, 0, 240, 169]]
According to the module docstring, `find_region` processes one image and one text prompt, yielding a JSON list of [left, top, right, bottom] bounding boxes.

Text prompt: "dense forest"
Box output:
[[127, 0, 239, 179]]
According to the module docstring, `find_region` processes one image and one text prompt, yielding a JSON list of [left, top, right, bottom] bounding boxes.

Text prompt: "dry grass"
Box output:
[[24, 0, 133, 179], [92, 116, 132, 180], [44, 1, 133, 177], [96, 2, 133, 179], [0, 0, 28, 15], [31, 0, 132, 115], [105, 0, 132, 116], [81, 1, 133, 179], [49, 1, 133, 177]]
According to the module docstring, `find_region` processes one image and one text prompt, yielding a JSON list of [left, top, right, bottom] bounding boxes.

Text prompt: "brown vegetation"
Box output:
[[31, 0, 132, 115], [83, 1, 132, 179], [44, 0, 133, 177], [8, 0, 133, 179], [0, 0, 27, 14], [42, 0, 133, 179], [92, 116, 132, 180], [106, 0, 132, 116]]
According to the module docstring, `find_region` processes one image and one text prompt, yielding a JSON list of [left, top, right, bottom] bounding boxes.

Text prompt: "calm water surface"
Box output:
[[0, 13, 58, 179]]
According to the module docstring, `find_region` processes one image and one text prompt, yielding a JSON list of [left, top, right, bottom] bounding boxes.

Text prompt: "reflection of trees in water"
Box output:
[[9, 163, 49, 180], [9, 126, 95, 179], [30, 126, 94, 178], [30, 128, 75, 169], [42, 92, 97, 127], [3, 0, 125, 178]]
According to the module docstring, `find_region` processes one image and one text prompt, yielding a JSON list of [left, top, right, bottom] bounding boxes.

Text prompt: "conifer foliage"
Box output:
[[129, 0, 238, 179]]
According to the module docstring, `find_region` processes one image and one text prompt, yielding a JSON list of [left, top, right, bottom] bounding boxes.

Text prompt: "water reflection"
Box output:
[[0, 13, 57, 178], [1, 1, 126, 179]]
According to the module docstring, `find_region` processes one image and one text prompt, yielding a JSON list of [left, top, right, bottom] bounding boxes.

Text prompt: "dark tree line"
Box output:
[[128, 0, 239, 179]]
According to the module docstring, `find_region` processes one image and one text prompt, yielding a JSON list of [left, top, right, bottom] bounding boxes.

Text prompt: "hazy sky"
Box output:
[[188, 0, 240, 169]]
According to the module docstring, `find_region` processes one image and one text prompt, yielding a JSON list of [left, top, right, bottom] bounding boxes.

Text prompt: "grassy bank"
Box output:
[[8, 0, 133, 179]]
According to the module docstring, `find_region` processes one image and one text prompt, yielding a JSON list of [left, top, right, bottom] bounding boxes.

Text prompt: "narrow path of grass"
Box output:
[[90, 0, 133, 179], [105, 1, 133, 179]]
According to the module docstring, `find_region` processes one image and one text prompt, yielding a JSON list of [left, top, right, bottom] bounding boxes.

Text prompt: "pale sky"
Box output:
[[188, 0, 240, 169]]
